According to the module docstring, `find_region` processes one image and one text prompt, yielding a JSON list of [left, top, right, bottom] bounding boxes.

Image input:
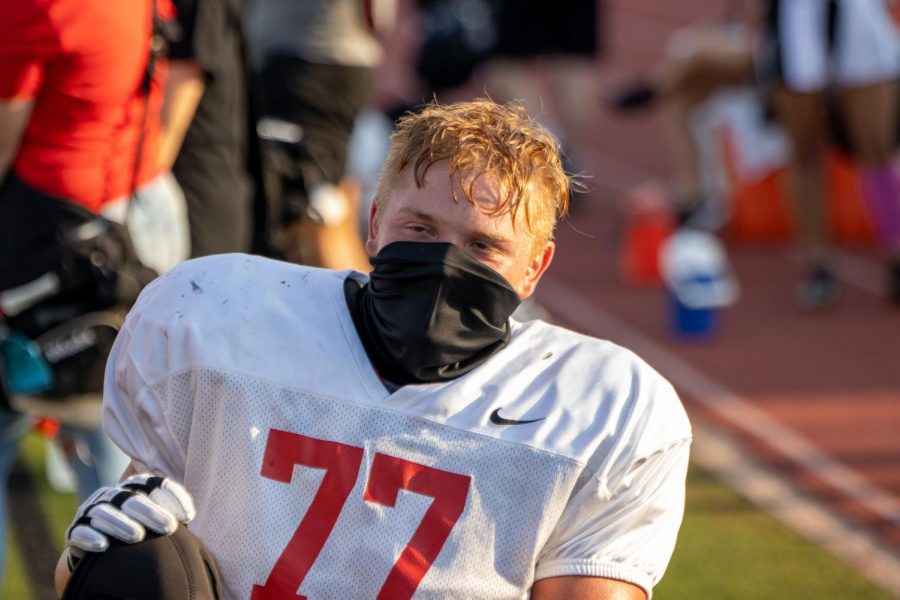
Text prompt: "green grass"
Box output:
[[657, 465, 892, 599], [3, 433, 76, 600], [4, 533, 31, 600], [2, 434, 892, 599]]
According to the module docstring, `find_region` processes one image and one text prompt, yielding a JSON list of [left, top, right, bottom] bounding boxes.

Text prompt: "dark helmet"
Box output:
[[62, 525, 223, 600]]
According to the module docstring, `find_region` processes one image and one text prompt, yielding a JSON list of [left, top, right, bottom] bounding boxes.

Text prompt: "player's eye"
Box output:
[[404, 223, 433, 237], [469, 240, 503, 259]]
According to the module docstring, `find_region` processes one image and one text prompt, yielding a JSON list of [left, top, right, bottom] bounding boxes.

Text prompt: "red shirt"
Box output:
[[0, 0, 173, 212]]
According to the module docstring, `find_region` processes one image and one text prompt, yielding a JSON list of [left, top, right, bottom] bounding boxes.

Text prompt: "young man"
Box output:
[[57, 100, 692, 599]]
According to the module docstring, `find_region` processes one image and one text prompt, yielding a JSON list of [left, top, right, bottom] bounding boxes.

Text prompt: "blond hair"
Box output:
[[374, 99, 571, 250]]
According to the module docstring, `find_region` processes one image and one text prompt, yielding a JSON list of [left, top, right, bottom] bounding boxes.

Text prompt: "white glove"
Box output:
[[65, 474, 196, 567]]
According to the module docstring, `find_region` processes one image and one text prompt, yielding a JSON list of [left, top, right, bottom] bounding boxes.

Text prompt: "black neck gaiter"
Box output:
[[345, 241, 522, 386]]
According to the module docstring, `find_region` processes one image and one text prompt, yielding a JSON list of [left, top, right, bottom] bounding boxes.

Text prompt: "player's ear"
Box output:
[[517, 241, 554, 299], [365, 197, 381, 257]]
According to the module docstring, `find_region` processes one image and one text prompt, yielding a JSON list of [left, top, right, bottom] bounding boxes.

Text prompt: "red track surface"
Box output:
[[531, 0, 900, 591]]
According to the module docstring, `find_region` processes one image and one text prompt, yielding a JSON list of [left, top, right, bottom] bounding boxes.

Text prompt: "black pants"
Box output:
[[493, 0, 600, 58], [257, 56, 373, 205], [0, 174, 96, 292], [0, 174, 154, 337]]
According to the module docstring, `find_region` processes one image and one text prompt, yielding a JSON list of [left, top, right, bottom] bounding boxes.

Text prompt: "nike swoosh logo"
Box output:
[[489, 408, 545, 426]]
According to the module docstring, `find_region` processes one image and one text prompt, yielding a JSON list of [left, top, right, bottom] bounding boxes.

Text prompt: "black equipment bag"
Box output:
[[0, 175, 157, 411]]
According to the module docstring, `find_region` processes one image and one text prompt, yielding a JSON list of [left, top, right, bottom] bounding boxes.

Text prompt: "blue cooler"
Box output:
[[660, 230, 738, 341], [667, 275, 719, 339]]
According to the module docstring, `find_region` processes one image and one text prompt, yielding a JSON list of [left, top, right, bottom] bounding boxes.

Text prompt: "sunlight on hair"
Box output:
[[374, 99, 577, 250]]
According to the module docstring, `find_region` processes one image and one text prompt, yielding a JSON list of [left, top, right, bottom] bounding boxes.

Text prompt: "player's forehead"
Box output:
[[393, 165, 515, 216]]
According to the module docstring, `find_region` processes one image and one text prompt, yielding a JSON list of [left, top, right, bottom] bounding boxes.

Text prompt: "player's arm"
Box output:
[[0, 98, 33, 182], [531, 575, 647, 600], [0, 0, 48, 184], [533, 406, 691, 599], [54, 550, 70, 598]]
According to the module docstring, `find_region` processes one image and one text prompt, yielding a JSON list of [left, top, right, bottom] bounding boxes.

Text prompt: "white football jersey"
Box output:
[[103, 254, 692, 600]]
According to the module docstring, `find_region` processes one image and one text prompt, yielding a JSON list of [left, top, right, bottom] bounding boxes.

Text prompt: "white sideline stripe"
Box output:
[[537, 278, 900, 595], [539, 277, 900, 526], [832, 250, 885, 295], [691, 425, 900, 596]]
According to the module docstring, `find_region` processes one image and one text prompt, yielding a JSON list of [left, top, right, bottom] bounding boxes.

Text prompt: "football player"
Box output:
[[57, 99, 692, 599]]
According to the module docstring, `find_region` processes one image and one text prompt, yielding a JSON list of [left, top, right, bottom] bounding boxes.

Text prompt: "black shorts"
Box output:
[[0, 174, 92, 292], [492, 0, 600, 58], [0, 173, 155, 337], [760, 0, 900, 92], [257, 56, 374, 188]]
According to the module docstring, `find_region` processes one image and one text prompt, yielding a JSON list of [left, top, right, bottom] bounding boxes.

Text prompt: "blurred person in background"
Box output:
[[246, 0, 390, 272], [607, 14, 758, 230], [609, 0, 900, 309], [0, 0, 189, 588], [359, 0, 501, 201], [763, 0, 900, 309], [162, 0, 271, 258], [411, 0, 499, 104], [482, 0, 604, 178]]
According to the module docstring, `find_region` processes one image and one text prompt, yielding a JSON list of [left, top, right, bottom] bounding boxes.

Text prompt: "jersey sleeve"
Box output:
[[102, 282, 186, 481], [534, 369, 692, 598], [0, 1, 53, 99]]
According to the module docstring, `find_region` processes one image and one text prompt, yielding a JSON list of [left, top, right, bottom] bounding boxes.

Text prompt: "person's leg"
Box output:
[[655, 34, 755, 223], [534, 55, 599, 172], [78, 425, 130, 490], [836, 81, 900, 301], [56, 430, 99, 502], [771, 87, 836, 308], [260, 57, 372, 270], [59, 422, 130, 502], [659, 97, 703, 205], [657, 27, 755, 103]]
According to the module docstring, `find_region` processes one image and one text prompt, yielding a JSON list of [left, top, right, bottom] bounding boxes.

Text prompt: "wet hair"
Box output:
[[374, 99, 572, 252]]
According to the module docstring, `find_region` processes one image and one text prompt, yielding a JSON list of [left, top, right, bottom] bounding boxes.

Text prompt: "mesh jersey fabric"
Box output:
[[103, 254, 692, 599]]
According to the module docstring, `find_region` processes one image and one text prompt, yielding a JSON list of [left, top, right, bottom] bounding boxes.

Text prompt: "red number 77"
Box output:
[[251, 429, 471, 600]]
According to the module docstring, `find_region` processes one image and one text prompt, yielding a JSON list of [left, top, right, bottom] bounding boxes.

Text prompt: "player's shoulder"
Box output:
[[154, 253, 338, 285], [126, 254, 350, 340], [118, 255, 360, 382], [514, 319, 670, 389], [510, 319, 690, 440], [137, 254, 342, 306]]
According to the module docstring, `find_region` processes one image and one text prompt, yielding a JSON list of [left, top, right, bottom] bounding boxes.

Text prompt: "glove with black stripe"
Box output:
[[65, 474, 196, 569]]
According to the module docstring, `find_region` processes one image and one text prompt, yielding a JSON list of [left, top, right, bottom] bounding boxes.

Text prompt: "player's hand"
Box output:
[[64, 474, 196, 568]]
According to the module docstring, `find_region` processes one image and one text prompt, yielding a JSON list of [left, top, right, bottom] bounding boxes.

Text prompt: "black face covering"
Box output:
[[345, 241, 522, 385]]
